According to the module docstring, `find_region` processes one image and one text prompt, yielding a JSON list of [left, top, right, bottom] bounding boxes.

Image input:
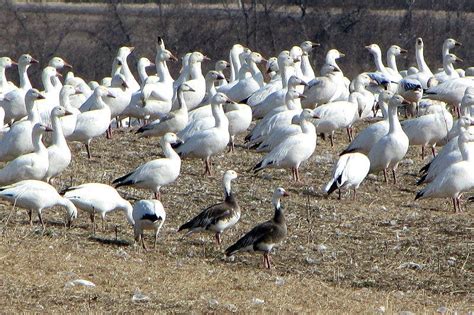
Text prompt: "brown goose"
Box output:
[[178, 170, 239, 244], [225, 187, 289, 269]]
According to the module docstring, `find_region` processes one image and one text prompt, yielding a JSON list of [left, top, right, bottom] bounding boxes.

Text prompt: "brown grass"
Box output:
[[0, 122, 472, 313]]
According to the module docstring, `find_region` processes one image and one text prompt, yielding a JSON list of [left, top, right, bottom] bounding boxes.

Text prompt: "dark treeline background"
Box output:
[[0, 0, 472, 87]]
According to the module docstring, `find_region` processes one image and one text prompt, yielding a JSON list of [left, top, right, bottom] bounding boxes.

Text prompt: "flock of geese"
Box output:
[[0, 36, 473, 268]]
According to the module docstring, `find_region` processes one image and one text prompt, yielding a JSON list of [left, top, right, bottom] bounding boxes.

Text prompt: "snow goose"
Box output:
[[0, 89, 45, 162], [225, 102, 252, 151], [194, 70, 225, 109], [0, 180, 77, 229], [320, 49, 345, 75], [137, 57, 155, 87], [312, 92, 359, 145], [174, 51, 209, 111], [48, 56, 73, 95], [246, 57, 282, 108], [173, 52, 191, 89], [36, 66, 63, 124], [368, 95, 410, 183], [246, 85, 305, 146], [350, 73, 376, 119], [214, 60, 229, 87], [66, 86, 113, 159], [415, 124, 474, 212], [300, 40, 319, 82], [0, 54, 38, 123], [255, 114, 302, 153], [365, 44, 401, 82], [132, 199, 166, 250], [0, 123, 52, 185], [113, 132, 181, 199], [174, 93, 231, 176], [59, 85, 82, 138], [178, 170, 239, 245], [253, 108, 317, 181], [136, 83, 194, 138], [65, 73, 93, 109], [229, 44, 245, 82], [434, 53, 463, 83], [113, 46, 140, 92], [0, 57, 17, 94], [386, 45, 407, 78], [302, 64, 348, 108], [401, 104, 453, 159], [434, 38, 462, 79], [417, 116, 473, 185], [324, 152, 370, 200], [397, 78, 423, 117], [223, 52, 265, 103], [340, 90, 392, 155], [225, 187, 288, 269], [405, 38, 434, 88], [44, 106, 72, 184], [63, 183, 134, 233], [423, 77, 474, 116]]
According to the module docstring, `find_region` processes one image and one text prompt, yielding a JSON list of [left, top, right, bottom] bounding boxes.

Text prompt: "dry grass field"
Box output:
[[0, 120, 472, 313]]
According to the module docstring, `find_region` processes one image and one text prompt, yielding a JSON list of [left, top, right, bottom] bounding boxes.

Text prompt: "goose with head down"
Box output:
[[178, 170, 239, 245], [132, 199, 166, 251]]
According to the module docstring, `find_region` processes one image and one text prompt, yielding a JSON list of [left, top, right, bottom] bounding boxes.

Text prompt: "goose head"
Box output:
[[416, 37, 424, 49], [286, 88, 305, 102], [300, 40, 320, 54], [389, 94, 410, 108], [0, 57, 17, 68], [33, 123, 53, 135], [43, 66, 61, 81], [458, 116, 474, 129], [365, 44, 382, 56], [328, 49, 345, 59], [63, 198, 77, 228], [178, 82, 195, 93], [266, 57, 279, 73], [101, 77, 112, 87], [461, 87, 474, 107], [206, 70, 225, 82], [223, 170, 238, 197], [272, 187, 289, 209], [300, 108, 318, 120], [25, 88, 46, 103], [212, 92, 235, 105], [287, 75, 308, 88], [277, 50, 294, 68], [59, 84, 78, 98], [88, 81, 100, 90], [117, 46, 134, 59], [388, 45, 407, 56], [446, 53, 463, 64], [49, 56, 72, 69], [95, 86, 115, 99], [356, 73, 375, 87], [290, 46, 303, 63], [51, 106, 72, 119], [158, 50, 178, 62], [190, 52, 210, 64], [162, 132, 182, 146], [445, 38, 462, 50], [215, 60, 230, 71], [247, 52, 266, 64], [18, 54, 39, 67], [138, 57, 155, 69]]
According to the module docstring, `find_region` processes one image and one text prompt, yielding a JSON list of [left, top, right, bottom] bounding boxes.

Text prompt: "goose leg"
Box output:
[[154, 191, 161, 200], [90, 212, 96, 234], [141, 234, 148, 251], [330, 133, 334, 147], [346, 127, 351, 142], [295, 167, 300, 182], [431, 146, 436, 157], [392, 169, 397, 184], [38, 211, 45, 231], [353, 188, 357, 201], [421, 146, 425, 160], [106, 124, 112, 139], [383, 169, 388, 183], [85, 142, 92, 159], [215, 232, 222, 245], [338, 189, 341, 200], [28, 209, 33, 225]]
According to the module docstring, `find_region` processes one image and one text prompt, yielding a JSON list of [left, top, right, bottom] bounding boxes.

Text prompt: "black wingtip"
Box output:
[[252, 160, 264, 173], [414, 190, 424, 200], [416, 174, 427, 186], [419, 162, 431, 174], [326, 177, 341, 196]]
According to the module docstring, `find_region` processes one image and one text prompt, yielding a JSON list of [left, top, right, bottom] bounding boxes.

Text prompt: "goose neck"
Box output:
[[213, 103, 228, 129], [177, 89, 189, 112], [223, 178, 233, 199], [137, 63, 149, 85], [300, 117, 315, 134], [156, 59, 172, 82], [0, 67, 6, 87], [301, 54, 315, 79], [388, 105, 402, 133], [42, 72, 55, 93], [32, 131, 46, 153], [19, 64, 32, 90], [416, 46, 431, 73], [27, 99, 39, 123], [51, 114, 66, 146], [272, 197, 285, 224], [189, 62, 203, 80], [281, 65, 294, 89], [372, 51, 386, 73], [386, 52, 399, 72], [161, 140, 180, 160], [443, 58, 455, 75]]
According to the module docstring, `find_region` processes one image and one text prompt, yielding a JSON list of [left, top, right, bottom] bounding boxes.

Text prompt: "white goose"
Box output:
[[300, 40, 319, 82], [137, 57, 155, 87], [59, 85, 82, 138], [324, 151, 370, 200], [424, 77, 474, 116], [225, 102, 252, 151], [175, 93, 231, 176], [302, 63, 348, 108], [350, 73, 376, 119], [63, 183, 134, 232], [368, 95, 409, 183], [253, 109, 317, 181], [214, 60, 229, 87], [434, 38, 462, 80], [229, 44, 245, 83], [36, 66, 63, 125], [0, 123, 52, 185], [0, 180, 77, 229], [0, 57, 17, 94], [44, 106, 72, 184], [386, 45, 407, 78], [0, 89, 45, 162], [405, 38, 434, 89], [135, 83, 194, 138], [113, 46, 140, 92], [48, 56, 73, 95], [341, 91, 392, 155], [401, 104, 453, 159], [66, 86, 113, 158], [365, 44, 402, 82], [246, 57, 282, 108], [0, 54, 38, 123], [112, 133, 181, 199], [194, 70, 225, 109], [417, 116, 473, 186], [132, 199, 166, 250], [415, 124, 474, 212], [434, 53, 463, 83]]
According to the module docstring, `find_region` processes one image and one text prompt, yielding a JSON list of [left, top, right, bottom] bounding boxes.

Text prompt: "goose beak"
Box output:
[[455, 41, 462, 47], [298, 94, 307, 99], [30, 58, 39, 64], [64, 61, 73, 69], [261, 57, 268, 63], [313, 113, 320, 119], [174, 138, 184, 146], [45, 126, 54, 132], [401, 98, 411, 106], [74, 88, 82, 95], [266, 68, 273, 74], [122, 81, 129, 88], [282, 191, 290, 197], [129, 46, 135, 52], [11, 60, 18, 66], [293, 58, 300, 63], [37, 92, 46, 100], [226, 99, 238, 104], [56, 71, 63, 78], [107, 92, 116, 98], [64, 110, 73, 116], [455, 56, 463, 62], [300, 80, 309, 87], [203, 55, 211, 61], [364, 45, 371, 50], [312, 43, 321, 48], [400, 48, 408, 54], [338, 52, 345, 57], [169, 54, 178, 62], [148, 62, 156, 67], [225, 63, 230, 68], [216, 74, 226, 80]]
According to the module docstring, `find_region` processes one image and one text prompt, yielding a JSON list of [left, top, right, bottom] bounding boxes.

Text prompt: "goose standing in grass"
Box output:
[[0, 180, 77, 230], [0, 54, 38, 123], [368, 95, 409, 183], [0, 89, 45, 161], [253, 109, 317, 181], [174, 93, 231, 176], [0, 123, 52, 185], [66, 86, 114, 158], [135, 83, 194, 138], [225, 102, 252, 151], [225, 187, 288, 269], [133, 199, 166, 250], [324, 152, 370, 200], [44, 106, 72, 184], [63, 183, 134, 233], [178, 170, 239, 245], [113, 133, 182, 199], [415, 124, 474, 212], [302, 63, 348, 108]]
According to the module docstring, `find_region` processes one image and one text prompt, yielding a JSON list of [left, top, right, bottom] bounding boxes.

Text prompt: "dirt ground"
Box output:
[[0, 120, 472, 313]]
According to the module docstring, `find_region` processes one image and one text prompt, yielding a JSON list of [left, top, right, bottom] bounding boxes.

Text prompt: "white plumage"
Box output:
[[132, 199, 166, 250]]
